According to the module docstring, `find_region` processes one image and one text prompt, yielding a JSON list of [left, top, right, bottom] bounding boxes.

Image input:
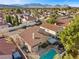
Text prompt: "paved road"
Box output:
[[0, 21, 36, 36]]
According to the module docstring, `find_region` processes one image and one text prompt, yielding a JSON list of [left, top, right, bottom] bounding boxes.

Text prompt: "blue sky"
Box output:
[[0, 0, 79, 7]]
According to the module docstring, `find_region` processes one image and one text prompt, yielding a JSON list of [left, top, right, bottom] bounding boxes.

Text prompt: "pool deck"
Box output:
[[26, 45, 55, 59], [38, 45, 55, 55]]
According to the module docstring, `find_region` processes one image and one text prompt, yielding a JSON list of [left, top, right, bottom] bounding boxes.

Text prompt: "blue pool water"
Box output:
[[40, 48, 57, 59]]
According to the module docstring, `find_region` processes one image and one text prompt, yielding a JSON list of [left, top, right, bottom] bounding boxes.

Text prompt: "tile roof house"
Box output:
[[8, 26, 48, 55], [19, 26, 48, 52], [21, 15, 36, 23], [56, 18, 70, 27], [24, 15, 36, 21], [0, 13, 5, 25], [40, 23, 61, 36], [40, 17, 71, 36], [0, 38, 15, 55], [10, 25, 60, 54]]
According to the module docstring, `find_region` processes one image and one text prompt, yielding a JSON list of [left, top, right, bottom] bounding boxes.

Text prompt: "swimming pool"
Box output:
[[40, 48, 57, 59]]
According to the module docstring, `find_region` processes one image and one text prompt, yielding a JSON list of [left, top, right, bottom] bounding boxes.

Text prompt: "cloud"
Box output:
[[14, 0, 22, 3], [0, 0, 24, 4]]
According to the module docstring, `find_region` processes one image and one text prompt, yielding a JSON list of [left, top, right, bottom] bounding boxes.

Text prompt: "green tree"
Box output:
[[15, 15, 19, 25], [6, 15, 12, 24], [46, 18, 56, 24], [12, 15, 20, 26], [59, 15, 79, 59], [16, 9, 22, 14]]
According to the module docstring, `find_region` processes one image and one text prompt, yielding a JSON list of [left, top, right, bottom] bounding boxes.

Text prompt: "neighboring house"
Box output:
[[21, 18, 27, 23], [0, 17, 4, 25], [40, 23, 61, 36], [40, 17, 70, 36], [58, 11, 69, 16], [24, 15, 36, 21], [0, 38, 15, 55], [20, 14, 36, 23], [0, 13, 5, 25], [10, 11, 15, 15], [56, 17, 71, 28]]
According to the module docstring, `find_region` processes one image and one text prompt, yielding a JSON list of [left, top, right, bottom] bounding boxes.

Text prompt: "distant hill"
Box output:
[[0, 3, 71, 8], [0, 4, 21, 8], [21, 3, 52, 8], [54, 4, 71, 8], [21, 3, 71, 8]]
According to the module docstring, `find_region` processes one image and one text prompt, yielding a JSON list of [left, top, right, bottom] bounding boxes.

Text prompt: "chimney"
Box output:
[[32, 32, 35, 40]]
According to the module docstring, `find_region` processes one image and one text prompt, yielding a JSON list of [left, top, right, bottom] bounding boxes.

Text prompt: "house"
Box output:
[[10, 26, 53, 52], [0, 17, 4, 25], [9, 26, 58, 58], [25, 15, 36, 22], [40, 17, 71, 36], [0, 37, 15, 55], [40, 23, 61, 36], [56, 17, 71, 28], [0, 13, 5, 25], [9, 25, 59, 59], [58, 11, 69, 16], [19, 26, 48, 53], [19, 14, 36, 23], [0, 37, 15, 59]]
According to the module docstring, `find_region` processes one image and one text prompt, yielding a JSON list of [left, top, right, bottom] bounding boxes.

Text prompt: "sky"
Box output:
[[0, 0, 79, 7]]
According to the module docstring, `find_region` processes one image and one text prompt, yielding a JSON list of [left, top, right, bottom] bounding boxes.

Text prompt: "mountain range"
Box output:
[[0, 3, 71, 8]]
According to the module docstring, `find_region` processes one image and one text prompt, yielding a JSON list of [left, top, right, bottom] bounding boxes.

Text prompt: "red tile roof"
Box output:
[[0, 55, 12, 59], [56, 18, 70, 27], [0, 38, 15, 55], [25, 16, 36, 21], [20, 26, 47, 47], [41, 23, 61, 32], [21, 15, 36, 21]]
